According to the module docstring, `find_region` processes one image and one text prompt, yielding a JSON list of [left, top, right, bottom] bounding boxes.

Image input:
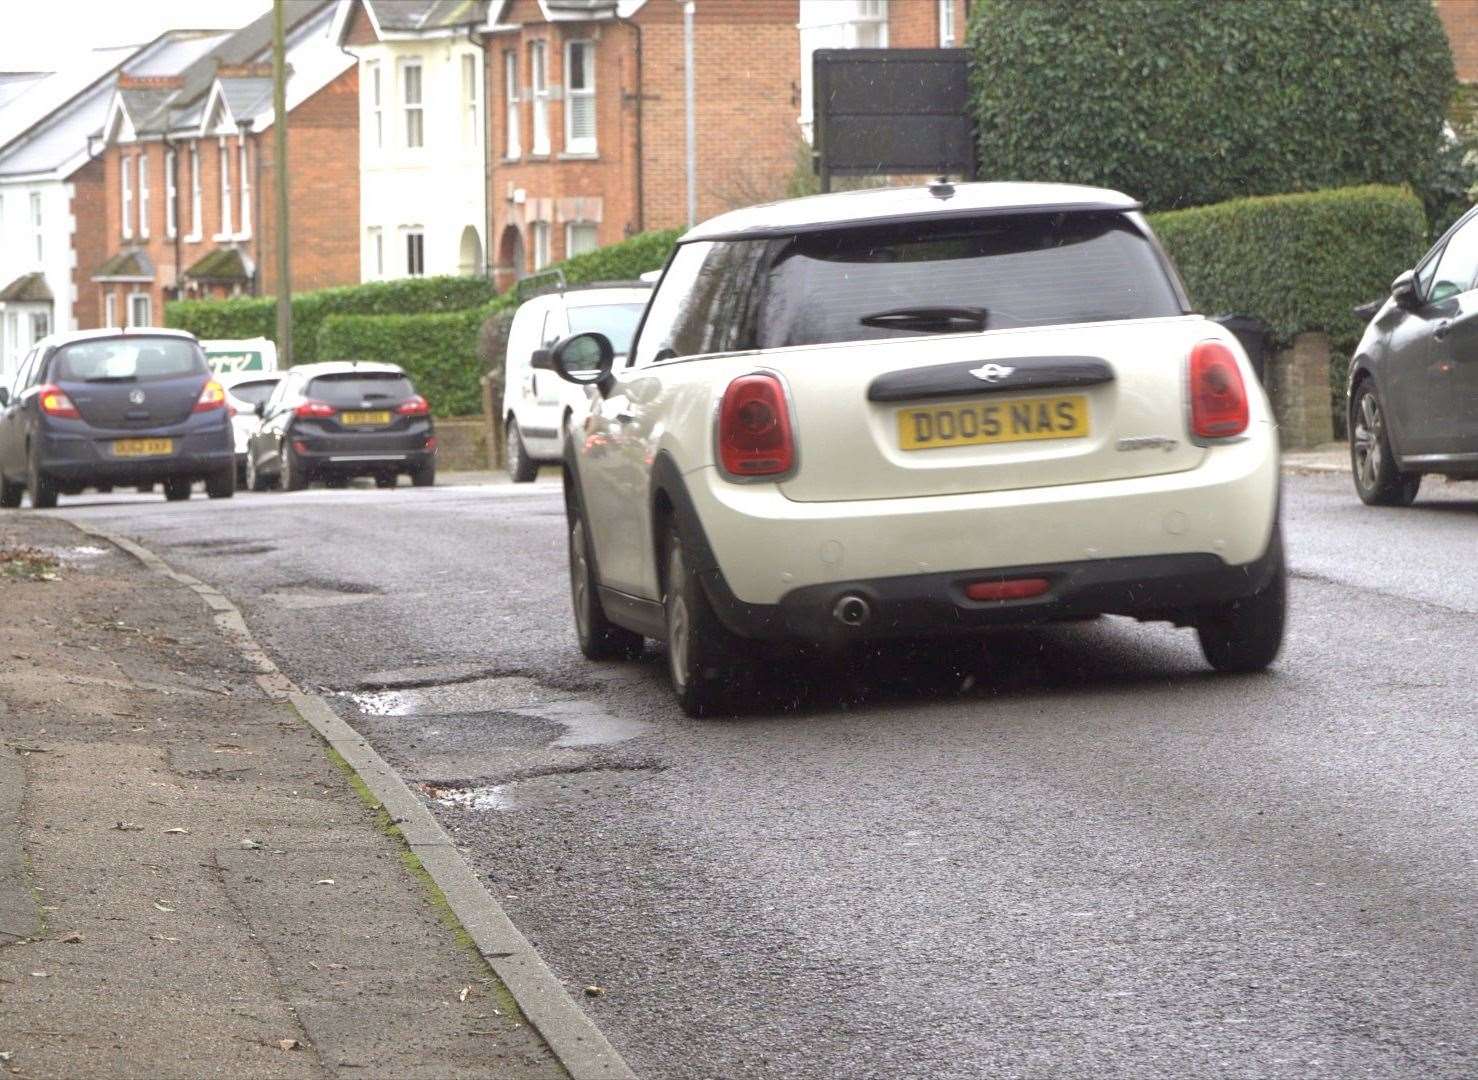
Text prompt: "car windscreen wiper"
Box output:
[[858, 306, 989, 333]]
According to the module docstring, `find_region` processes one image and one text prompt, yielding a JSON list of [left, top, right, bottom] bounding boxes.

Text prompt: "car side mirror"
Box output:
[[0, 387, 9, 407], [1352, 299, 1382, 321], [1390, 269, 1419, 309], [549, 332, 616, 395]]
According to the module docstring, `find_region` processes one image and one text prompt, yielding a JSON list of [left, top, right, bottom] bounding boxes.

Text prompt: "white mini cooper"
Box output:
[[538, 182, 1284, 715]]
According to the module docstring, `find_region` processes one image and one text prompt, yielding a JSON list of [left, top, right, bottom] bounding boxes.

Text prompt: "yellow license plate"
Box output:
[[112, 438, 174, 457], [340, 410, 392, 426], [898, 394, 1089, 451]]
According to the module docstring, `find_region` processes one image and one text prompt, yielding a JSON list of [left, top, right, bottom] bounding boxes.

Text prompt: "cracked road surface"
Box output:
[[54, 472, 1478, 1079]]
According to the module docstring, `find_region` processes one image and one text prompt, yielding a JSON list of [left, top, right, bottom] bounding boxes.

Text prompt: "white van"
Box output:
[[502, 280, 651, 481]]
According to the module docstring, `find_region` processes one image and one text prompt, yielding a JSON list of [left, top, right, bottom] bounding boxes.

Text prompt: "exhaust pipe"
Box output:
[[832, 594, 871, 628]]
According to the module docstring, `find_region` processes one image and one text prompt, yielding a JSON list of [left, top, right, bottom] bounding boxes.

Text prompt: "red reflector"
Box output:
[[718, 373, 794, 477], [292, 440, 309, 454], [964, 578, 1050, 602], [425, 435, 438, 450], [396, 394, 430, 416], [37, 384, 80, 419], [1188, 340, 1249, 439], [294, 399, 336, 419]]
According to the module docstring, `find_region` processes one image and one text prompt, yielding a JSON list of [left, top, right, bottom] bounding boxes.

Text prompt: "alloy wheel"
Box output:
[[571, 522, 592, 641], [1352, 390, 1383, 492]]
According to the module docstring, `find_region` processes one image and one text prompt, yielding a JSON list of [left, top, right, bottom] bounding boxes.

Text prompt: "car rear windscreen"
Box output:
[[756, 213, 1184, 349], [227, 379, 279, 406], [52, 337, 206, 382], [306, 373, 414, 406], [568, 303, 647, 355]]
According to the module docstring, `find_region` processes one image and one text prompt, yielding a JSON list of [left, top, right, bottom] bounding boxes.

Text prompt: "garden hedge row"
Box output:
[[1147, 184, 1429, 351], [165, 275, 494, 365], [968, 0, 1453, 214], [316, 309, 486, 418]]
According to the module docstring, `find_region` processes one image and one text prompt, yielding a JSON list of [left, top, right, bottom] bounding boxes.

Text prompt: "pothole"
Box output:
[[261, 580, 384, 610], [422, 766, 660, 812]]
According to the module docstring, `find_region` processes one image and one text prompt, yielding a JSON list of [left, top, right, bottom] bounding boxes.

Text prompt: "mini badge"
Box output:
[[968, 363, 1015, 384]]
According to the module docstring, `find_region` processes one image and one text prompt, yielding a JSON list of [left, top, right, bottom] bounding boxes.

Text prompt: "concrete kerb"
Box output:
[[64, 517, 637, 1080]]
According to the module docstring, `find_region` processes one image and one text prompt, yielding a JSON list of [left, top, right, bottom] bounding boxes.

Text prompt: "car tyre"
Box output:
[[245, 451, 271, 492], [1196, 527, 1286, 674], [375, 473, 397, 489], [410, 462, 435, 488], [1350, 382, 1420, 506], [163, 478, 192, 502], [506, 419, 538, 483], [663, 523, 749, 717], [205, 461, 235, 500], [568, 503, 643, 662], [281, 446, 308, 492], [0, 470, 22, 509], [27, 447, 57, 510]]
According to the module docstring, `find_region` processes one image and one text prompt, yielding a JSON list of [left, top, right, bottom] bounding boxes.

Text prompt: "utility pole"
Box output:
[[272, 0, 292, 363], [683, 1, 696, 227]]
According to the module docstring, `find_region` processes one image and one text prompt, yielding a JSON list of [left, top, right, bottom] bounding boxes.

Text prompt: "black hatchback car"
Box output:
[[245, 361, 435, 491], [0, 329, 234, 508], [1350, 205, 1478, 505]]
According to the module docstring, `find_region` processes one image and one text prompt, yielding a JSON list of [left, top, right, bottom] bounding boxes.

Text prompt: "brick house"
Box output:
[[339, 1, 493, 284], [0, 45, 146, 380], [91, 1, 358, 330]]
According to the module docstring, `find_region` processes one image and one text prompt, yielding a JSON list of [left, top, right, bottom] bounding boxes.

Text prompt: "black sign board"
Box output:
[[812, 48, 974, 191]]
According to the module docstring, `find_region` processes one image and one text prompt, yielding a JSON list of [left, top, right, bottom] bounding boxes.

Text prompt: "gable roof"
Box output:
[[0, 273, 54, 304], [348, 0, 491, 40]]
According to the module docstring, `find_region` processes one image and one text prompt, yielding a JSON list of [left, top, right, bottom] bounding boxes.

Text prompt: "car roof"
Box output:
[[287, 360, 406, 378], [563, 287, 652, 308], [680, 181, 1141, 243], [36, 326, 199, 350]]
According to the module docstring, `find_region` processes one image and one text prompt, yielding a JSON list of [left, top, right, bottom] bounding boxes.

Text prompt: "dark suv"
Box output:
[[245, 361, 436, 491], [0, 329, 234, 508]]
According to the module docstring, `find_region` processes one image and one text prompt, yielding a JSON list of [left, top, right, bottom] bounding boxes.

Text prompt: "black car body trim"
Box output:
[[866, 356, 1114, 403]]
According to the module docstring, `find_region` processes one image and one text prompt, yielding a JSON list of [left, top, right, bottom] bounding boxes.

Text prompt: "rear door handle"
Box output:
[[1435, 319, 1453, 340]]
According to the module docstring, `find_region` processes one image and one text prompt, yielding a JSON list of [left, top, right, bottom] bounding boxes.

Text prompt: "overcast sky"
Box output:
[[0, 0, 274, 73]]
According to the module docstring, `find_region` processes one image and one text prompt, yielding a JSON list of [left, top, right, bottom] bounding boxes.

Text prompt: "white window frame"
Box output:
[[400, 57, 424, 149], [367, 225, 383, 279], [104, 293, 117, 328], [529, 41, 550, 156], [938, 0, 956, 47], [503, 50, 520, 159], [462, 53, 479, 147], [237, 136, 251, 239], [121, 156, 133, 240], [565, 221, 598, 258], [216, 138, 233, 239], [138, 150, 150, 239], [30, 192, 43, 264], [165, 149, 177, 238], [367, 60, 383, 150], [404, 227, 425, 276], [851, 0, 888, 47], [563, 40, 596, 155], [531, 220, 551, 270], [188, 144, 202, 240], [128, 292, 151, 328]]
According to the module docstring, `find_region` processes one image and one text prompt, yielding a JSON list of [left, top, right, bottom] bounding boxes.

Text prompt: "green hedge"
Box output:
[[165, 276, 495, 365], [316, 309, 487, 417], [1147, 184, 1429, 351], [968, 0, 1454, 213]]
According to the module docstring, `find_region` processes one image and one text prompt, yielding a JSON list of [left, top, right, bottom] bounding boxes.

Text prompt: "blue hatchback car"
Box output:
[[0, 328, 234, 508]]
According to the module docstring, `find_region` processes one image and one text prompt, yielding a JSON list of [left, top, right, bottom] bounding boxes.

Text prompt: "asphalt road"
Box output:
[[46, 471, 1478, 1080]]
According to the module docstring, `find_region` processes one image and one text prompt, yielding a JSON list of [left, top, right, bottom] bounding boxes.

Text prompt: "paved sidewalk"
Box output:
[[0, 517, 565, 1080], [1282, 442, 1347, 474]]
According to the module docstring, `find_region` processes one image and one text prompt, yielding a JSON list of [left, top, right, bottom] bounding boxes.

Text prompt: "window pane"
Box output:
[[53, 336, 204, 382], [567, 303, 645, 354], [404, 65, 421, 105], [1430, 219, 1478, 301], [568, 43, 588, 91], [306, 373, 415, 404]]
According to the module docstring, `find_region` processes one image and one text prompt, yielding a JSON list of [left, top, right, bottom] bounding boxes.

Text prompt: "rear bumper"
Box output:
[[292, 423, 435, 473], [36, 422, 232, 482]]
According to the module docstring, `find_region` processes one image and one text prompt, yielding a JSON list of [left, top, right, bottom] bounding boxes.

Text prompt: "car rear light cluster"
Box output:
[[37, 384, 80, 419], [964, 578, 1051, 602], [396, 395, 430, 416], [193, 380, 227, 413], [717, 373, 795, 478], [1187, 341, 1249, 440], [294, 399, 336, 419]]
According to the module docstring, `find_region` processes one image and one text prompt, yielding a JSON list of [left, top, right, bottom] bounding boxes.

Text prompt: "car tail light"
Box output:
[[37, 384, 80, 419], [193, 380, 227, 413], [292, 440, 309, 454], [964, 578, 1050, 602], [294, 399, 336, 419], [396, 395, 430, 416], [1188, 341, 1249, 440], [425, 435, 438, 450], [717, 373, 794, 478]]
